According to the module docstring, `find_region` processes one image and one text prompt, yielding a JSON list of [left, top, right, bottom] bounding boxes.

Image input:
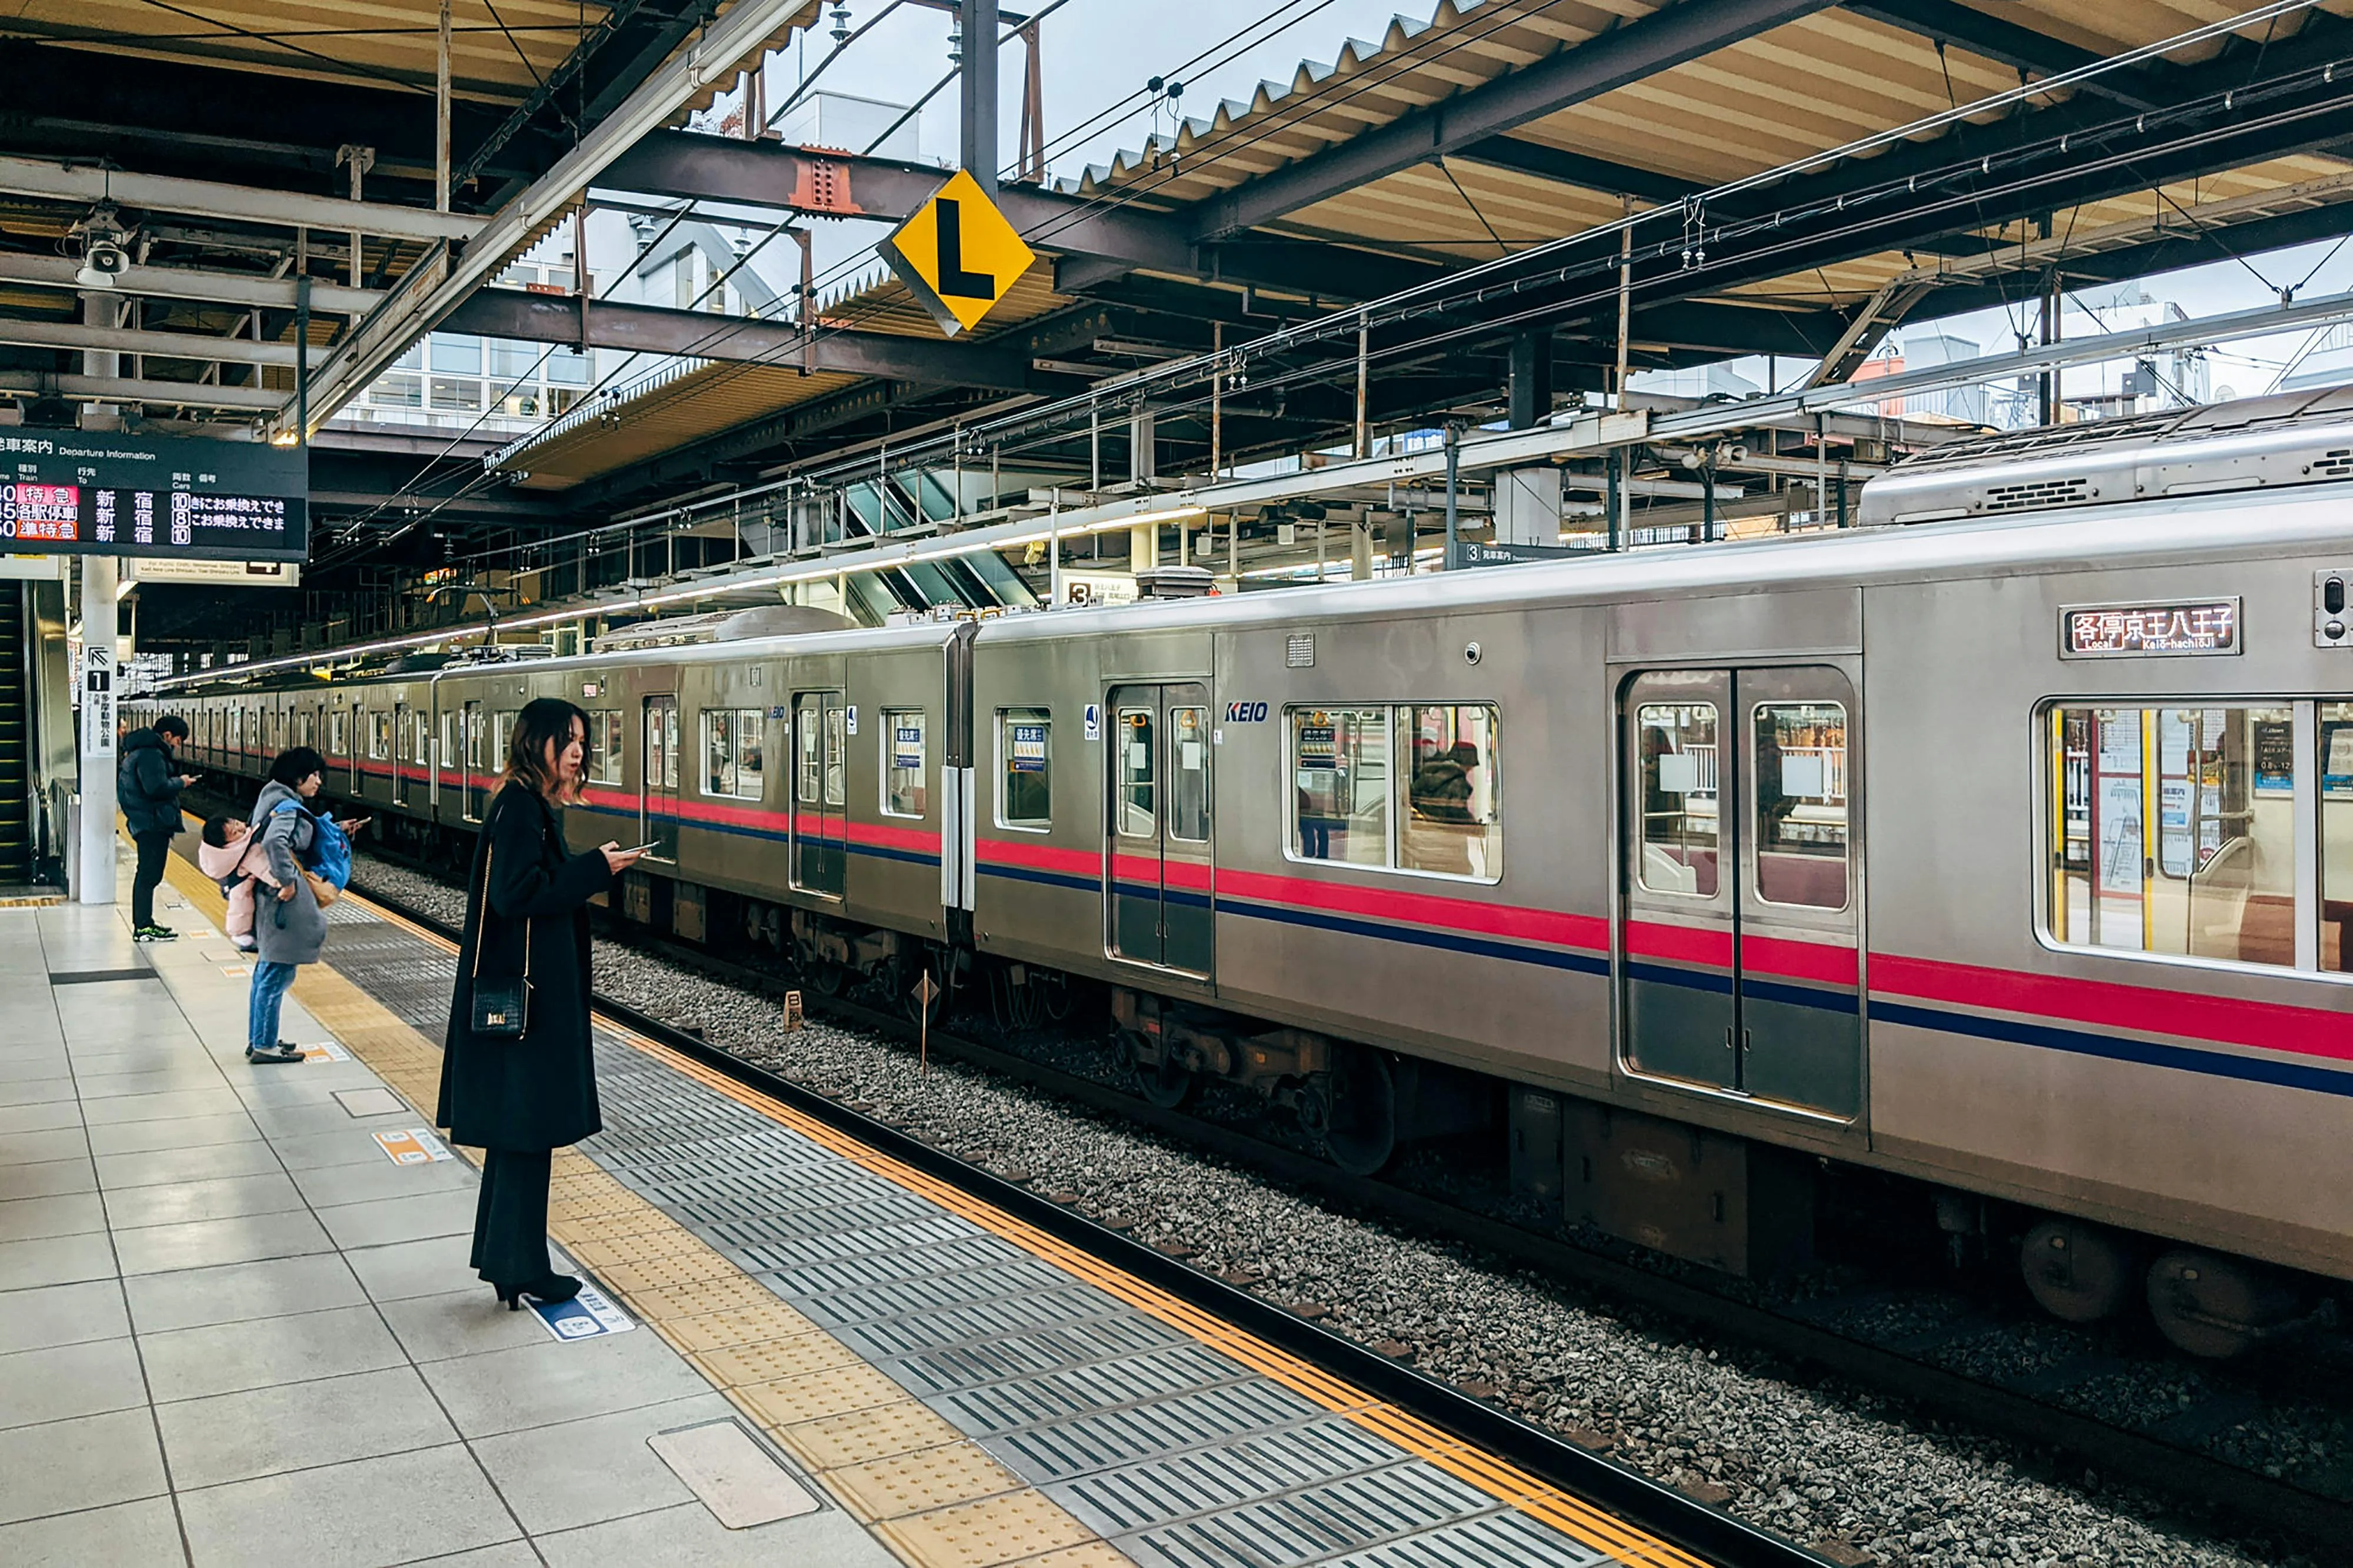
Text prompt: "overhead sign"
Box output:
[[129, 558, 302, 588], [0, 433, 308, 562], [2062, 598, 2240, 658], [1448, 539, 1584, 570], [876, 169, 1036, 337], [80, 643, 114, 759]]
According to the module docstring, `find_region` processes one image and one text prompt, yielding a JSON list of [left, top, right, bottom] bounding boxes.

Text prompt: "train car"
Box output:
[[142, 392, 2353, 1357]]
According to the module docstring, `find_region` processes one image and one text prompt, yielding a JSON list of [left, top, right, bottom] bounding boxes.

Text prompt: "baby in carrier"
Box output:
[[197, 816, 277, 952]]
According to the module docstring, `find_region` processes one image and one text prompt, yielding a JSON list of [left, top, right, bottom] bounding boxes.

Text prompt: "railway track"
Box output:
[[342, 867, 2352, 1562]]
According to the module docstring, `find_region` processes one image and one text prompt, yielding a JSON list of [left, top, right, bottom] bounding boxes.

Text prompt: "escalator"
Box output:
[[0, 585, 31, 882]]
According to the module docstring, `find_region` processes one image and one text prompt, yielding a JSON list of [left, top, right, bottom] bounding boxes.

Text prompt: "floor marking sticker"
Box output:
[[532, 1283, 635, 1342], [373, 1127, 453, 1165], [220, 964, 251, 978], [301, 1042, 353, 1062]]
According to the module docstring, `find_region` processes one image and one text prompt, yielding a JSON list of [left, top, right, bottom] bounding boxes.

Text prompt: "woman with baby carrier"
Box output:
[[238, 747, 365, 1065]]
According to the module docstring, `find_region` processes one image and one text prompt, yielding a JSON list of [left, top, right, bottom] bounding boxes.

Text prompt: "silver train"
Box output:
[[144, 391, 2353, 1357]]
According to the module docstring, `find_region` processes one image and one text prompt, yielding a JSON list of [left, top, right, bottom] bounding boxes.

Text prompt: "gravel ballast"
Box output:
[[352, 853, 2309, 1567]]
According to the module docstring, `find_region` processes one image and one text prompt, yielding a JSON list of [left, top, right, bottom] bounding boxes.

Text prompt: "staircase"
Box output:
[[0, 585, 28, 883]]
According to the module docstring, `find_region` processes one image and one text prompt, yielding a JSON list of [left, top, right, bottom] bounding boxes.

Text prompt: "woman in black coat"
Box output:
[[437, 697, 644, 1307]]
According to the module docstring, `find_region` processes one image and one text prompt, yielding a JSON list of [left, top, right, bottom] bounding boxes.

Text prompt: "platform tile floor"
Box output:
[[0, 849, 898, 1568]]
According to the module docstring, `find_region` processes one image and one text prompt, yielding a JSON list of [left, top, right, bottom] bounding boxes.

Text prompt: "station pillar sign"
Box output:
[[0, 433, 309, 562], [81, 643, 114, 759], [876, 169, 1036, 338]]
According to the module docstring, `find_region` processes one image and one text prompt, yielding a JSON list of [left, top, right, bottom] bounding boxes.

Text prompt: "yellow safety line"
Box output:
[[341, 886, 1706, 1568]]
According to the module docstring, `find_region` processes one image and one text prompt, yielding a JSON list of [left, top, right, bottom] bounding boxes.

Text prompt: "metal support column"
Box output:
[[959, 0, 1000, 192], [1442, 424, 1461, 568], [1507, 328, 1551, 429], [1354, 314, 1370, 459], [435, 0, 452, 212], [74, 556, 115, 905]]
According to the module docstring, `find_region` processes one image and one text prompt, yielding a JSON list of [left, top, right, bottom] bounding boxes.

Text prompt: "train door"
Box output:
[[1105, 682, 1212, 976], [393, 703, 414, 807], [461, 703, 486, 820], [641, 695, 679, 860], [1620, 666, 1859, 1118], [791, 690, 846, 896]]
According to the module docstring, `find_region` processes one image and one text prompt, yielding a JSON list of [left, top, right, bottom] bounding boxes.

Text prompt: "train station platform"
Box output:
[[0, 830, 1707, 1568]]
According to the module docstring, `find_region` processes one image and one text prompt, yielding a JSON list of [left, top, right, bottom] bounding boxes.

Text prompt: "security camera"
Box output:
[[74, 205, 132, 289]]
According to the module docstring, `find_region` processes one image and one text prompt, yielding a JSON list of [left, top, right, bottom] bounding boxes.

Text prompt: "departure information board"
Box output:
[[0, 433, 308, 562]]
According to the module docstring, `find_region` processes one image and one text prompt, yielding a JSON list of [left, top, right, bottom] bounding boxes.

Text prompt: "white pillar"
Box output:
[[76, 555, 117, 905]]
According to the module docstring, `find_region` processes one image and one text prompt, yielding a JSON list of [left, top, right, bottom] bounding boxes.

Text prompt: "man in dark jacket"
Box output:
[[118, 716, 196, 940]]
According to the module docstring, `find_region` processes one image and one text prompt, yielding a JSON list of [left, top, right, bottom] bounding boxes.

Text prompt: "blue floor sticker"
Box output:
[[531, 1283, 635, 1342]]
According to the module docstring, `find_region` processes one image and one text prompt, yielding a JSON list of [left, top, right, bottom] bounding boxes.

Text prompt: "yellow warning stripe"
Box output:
[[338, 883, 1706, 1568]]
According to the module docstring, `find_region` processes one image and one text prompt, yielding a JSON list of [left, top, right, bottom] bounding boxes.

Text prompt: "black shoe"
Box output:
[[494, 1273, 582, 1310], [133, 924, 179, 942], [245, 1043, 303, 1064]]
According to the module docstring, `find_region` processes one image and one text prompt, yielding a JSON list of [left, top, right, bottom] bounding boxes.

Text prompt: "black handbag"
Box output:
[[467, 839, 531, 1040]]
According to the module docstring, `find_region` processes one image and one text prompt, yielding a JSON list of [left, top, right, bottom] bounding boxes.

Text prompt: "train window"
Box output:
[[2048, 705, 2295, 968], [1753, 702, 1848, 910], [330, 708, 347, 756], [1169, 706, 1209, 843], [2322, 704, 2353, 971], [368, 712, 391, 761], [796, 695, 824, 805], [491, 710, 518, 777], [1637, 702, 1719, 896], [1115, 707, 1155, 838], [230, 708, 242, 751], [586, 710, 623, 786], [297, 710, 313, 748], [1289, 707, 1390, 867], [1399, 705, 1500, 879], [411, 715, 431, 767], [703, 708, 765, 799], [998, 709, 1052, 829], [883, 710, 926, 818], [824, 702, 845, 808]]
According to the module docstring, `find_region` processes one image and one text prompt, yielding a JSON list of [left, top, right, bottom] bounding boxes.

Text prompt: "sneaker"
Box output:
[[245, 1044, 304, 1065], [132, 925, 179, 942]]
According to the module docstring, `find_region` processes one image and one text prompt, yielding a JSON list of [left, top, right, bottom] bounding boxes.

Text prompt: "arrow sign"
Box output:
[[876, 170, 1036, 338]]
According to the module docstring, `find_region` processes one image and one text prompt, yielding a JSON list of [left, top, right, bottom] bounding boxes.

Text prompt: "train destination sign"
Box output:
[[2061, 598, 2240, 659], [0, 433, 308, 562]]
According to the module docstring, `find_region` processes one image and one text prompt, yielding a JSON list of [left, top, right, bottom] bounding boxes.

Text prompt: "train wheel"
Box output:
[[2146, 1249, 2309, 1359], [1318, 1043, 1395, 1177], [1126, 1031, 1194, 1109], [2019, 1217, 2139, 1323]]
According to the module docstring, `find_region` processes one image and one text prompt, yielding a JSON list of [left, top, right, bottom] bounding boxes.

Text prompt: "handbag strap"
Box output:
[[468, 835, 531, 983]]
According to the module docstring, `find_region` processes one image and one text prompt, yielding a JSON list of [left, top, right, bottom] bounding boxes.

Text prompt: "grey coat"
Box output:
[[249, 781, 326, 967]]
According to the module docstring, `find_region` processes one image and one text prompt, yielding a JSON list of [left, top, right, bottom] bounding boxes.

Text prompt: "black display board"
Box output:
[[0, 433, 308, 562]]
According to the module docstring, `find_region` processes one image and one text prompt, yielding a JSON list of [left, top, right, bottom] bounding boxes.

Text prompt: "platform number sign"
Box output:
[[876, 169, 1036, 338], [81, 643, 114, 758]]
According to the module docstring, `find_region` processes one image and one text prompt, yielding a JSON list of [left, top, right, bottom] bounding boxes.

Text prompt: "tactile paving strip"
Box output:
[[579, 1026, 1635, 1568], [272, 869, 1695, 1568]]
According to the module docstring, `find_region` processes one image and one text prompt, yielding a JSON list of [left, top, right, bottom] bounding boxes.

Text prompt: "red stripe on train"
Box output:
[[1220, 868, 1608, 953], [1871, 953, 2353, 1063]]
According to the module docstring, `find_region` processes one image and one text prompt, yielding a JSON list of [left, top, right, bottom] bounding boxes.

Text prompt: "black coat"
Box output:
[[436, 782, 615, 1152], [117, 729, 186, 836]]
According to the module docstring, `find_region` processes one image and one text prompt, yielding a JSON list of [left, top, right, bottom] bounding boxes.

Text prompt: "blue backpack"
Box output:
[[272, 799, 353, 890]]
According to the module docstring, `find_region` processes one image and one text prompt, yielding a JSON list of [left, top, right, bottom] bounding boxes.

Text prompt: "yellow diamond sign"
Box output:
[[876, 169, 1036, 338]]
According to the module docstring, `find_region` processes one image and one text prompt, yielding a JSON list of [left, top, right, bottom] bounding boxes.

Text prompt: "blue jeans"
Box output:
[[248, 960, 298, 1050]]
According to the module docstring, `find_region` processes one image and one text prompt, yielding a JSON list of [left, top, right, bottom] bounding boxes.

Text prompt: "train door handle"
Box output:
[[1723, 1026, 1735, 1052]]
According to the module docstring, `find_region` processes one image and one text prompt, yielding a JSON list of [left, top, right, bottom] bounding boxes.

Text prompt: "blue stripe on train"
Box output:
[[1872, 1000, 2353, 1097]]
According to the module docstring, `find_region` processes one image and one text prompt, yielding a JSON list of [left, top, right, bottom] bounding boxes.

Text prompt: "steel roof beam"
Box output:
[[0, 372, 282, 411], [1844, 1, 2163, 111], [0, 318, 300, 368], [439, 290, 1042, 389], [599, 131, 1195, 272], [0, 253, 382, 316], [1189, 0, 1840, 242], [1449, 138, 1702, 205], [0, 156, 485, 243]]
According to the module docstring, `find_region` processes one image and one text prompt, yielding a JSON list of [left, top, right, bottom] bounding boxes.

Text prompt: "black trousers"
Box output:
[[469, 1147, 553, 1286], [131, 831, 174, 929]]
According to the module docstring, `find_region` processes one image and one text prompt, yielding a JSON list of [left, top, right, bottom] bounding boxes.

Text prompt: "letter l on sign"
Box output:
[[876, 169, 1036, 338]]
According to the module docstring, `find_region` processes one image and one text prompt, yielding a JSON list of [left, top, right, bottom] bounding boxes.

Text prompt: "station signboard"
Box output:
[[0, 432, 308, 562]]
